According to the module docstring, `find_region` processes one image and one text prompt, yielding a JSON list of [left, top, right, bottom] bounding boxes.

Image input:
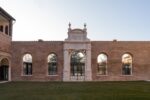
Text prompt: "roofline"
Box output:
[[0, 7, 15, 21]]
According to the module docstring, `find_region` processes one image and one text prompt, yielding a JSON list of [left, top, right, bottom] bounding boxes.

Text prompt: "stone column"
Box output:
[[8, 62, 11, 81], [63, 49, 70, 81], [85, 46, 92, 81], [8, 56, 12, 81]]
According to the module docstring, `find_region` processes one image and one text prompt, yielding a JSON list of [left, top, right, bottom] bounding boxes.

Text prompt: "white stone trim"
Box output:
[[0, 54, 11, 81], [63, 43, 92, 81], [63, 49, 70, 81]]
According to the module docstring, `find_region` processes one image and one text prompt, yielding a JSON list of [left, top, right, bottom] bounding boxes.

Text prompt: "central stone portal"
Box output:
[[63, 24, 92, 81], [70, 50, 85, 81]]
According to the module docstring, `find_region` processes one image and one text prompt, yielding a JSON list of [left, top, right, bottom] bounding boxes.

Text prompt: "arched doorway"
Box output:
[[0, 58, 9, 81], [70, 51, 85, 80]]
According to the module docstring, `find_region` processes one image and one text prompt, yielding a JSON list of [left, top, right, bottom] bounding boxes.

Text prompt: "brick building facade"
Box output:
[[0, 7, 150, 81]]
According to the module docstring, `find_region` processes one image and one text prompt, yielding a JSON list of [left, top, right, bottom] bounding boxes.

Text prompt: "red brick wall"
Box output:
[[11, 41, 63, 81], [0, 33, 11, 53], [91, 41, 150, 81], [11, 40, 150, 81]]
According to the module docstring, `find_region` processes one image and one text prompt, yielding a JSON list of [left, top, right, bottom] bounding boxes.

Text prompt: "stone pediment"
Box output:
[[65, 24, 90, 42], [70, 29, 84, 33]]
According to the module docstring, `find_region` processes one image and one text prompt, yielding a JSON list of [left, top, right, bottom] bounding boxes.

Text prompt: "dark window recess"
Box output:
[[48, 63, 57, 75], [5, 26, 8, 35], [122, 64, 131, 75], [0, 25, 3, 32], [48, 54, 57, 75], [23, 62, 32, 75]]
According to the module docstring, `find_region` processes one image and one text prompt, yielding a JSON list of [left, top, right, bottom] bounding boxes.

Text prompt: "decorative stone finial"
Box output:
[[84, 23, 87, 31], [84, 23, 86, 28], [68, 22, 71, 32], [69, 22, 71, 29]]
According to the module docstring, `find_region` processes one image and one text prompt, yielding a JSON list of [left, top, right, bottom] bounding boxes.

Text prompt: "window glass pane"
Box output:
[[28, 64, 32, 75], [23, 54, 32, 63], [23, 54, 32, 75], [23, 63, 27, 75], [48, 54, 57, 75], [70, 51, 85, 76]]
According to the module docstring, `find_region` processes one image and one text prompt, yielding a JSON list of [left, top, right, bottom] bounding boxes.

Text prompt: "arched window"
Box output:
[[5, 26, 8, 35], [23, 54, 32, 75], [122, 53, 132, 75], [48, 53, 57, 75], [97, 53, 107, 75]]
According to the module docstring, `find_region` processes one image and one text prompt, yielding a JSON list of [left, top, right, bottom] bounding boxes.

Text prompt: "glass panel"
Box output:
[[23, 54, 32, 75], [48, 54, 57, 75], [70, 51, 85, 77], [23, 63, 27, 75], [23, 63, 32, 75], [23, 54, 32, 63], [28, 64, 32, 75], [48, 54, 57, 63]]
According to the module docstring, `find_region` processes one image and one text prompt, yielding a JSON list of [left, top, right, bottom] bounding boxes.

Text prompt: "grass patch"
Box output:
[[0, 81, 150, 100]]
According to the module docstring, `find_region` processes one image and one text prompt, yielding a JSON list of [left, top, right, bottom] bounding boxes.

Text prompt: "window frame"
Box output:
[[22, 53, 33, 76], [121, 53, 133, 76], [47, 53, 58, 76], [97, 53, 108, 76]]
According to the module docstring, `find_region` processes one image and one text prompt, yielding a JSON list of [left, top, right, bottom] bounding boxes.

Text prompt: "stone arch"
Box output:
[[0, 58, 9, 81]]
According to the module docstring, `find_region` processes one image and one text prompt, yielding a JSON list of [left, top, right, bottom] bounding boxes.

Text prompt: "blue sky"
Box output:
[[1, 0, 150, 41]]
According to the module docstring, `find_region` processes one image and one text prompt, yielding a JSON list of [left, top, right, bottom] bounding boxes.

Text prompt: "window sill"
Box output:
[[47, 75, 58, 76], [21, 75, 32, 76], [96, 74, 108, 76], [120, 75, 133, 76]]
